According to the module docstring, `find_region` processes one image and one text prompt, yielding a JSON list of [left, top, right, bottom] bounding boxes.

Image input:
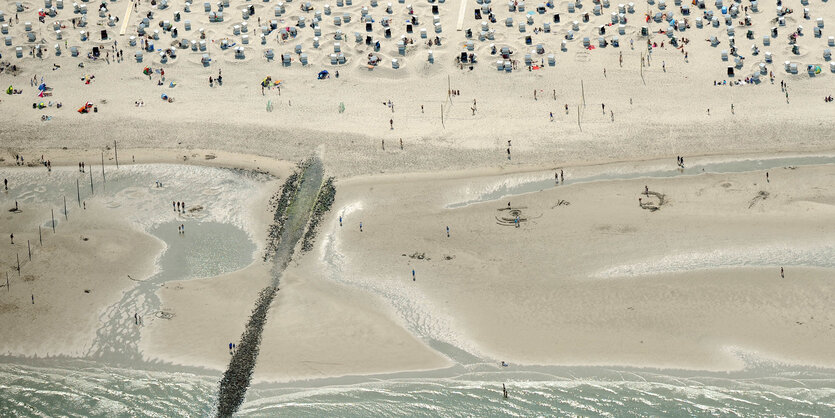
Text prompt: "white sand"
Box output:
[[327, 163, 835, 370], [0, 200, 162, 357]]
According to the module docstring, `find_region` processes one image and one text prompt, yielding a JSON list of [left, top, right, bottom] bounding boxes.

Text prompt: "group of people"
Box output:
[[173, 201, 187, 214], [209, 69, 223, 87]]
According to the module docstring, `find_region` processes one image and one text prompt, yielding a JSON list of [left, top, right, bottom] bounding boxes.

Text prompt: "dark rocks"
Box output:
[[301, 177, 336, 253]]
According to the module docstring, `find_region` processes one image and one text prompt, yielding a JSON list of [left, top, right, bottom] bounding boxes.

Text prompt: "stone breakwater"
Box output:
[[216, 159, 324, 417]]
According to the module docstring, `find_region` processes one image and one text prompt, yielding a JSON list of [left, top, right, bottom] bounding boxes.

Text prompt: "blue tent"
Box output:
[[38, 83, 46, 91], [317, 70, 329, 79]]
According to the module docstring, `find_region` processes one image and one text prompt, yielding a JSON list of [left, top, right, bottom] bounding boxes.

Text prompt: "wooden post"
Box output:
[[39, 225, 42, 245], [77, 179, 81, 207], [114, 140, 119, 168], [101, 152, 106, 184], [5, 272, 8, 292], [28, 240, 31, 261], [64, 196, 68, 220], [89, 166, 94, 194], [51, 209, 55, 233], [17, 253, 20, 277], [441, 103, 445, 128], [581, 80, 586, 107]]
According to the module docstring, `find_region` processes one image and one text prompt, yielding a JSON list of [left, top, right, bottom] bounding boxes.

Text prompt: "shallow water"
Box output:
[[151, 221, 255, 281], [448, 155, 835, 208]]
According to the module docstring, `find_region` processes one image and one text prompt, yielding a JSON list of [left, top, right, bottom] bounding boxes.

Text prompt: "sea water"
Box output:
[[0, 360, 833, 416]]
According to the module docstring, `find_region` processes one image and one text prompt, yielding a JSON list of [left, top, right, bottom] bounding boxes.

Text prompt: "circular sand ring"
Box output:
[[496, 208, 528, 226]]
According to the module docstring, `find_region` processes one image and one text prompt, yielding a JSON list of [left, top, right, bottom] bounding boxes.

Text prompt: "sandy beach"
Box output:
[[1, 0, 834, 413]]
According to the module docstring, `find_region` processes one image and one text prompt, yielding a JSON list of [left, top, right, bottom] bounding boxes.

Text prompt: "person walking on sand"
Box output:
[[4, 178, 7, 191], [339, 216, 343, 227], [389, 119, 393, 129], [781, 267, 784, 278], [359, 222, 363, 232], [382, 139, 385, 150], [766, 171, 769, 183], [10, 233, 13, 245], [550, 111, 554, 121], [534, 89, 537, 100], [560, 169, 564, 183], [412, 268, 415, 281], [400, 138, 403, 150], [446, 226, 450, 237]]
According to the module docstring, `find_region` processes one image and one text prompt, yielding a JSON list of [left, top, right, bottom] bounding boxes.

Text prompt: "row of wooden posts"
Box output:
[[5, 141, 120, 294]]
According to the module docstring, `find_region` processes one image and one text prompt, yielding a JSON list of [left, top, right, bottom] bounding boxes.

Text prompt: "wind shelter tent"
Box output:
[[317, 70, 329, 79], [6, 85, 13, 94], [77, 101, 93, 113], [38, 83, 46, 91]]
